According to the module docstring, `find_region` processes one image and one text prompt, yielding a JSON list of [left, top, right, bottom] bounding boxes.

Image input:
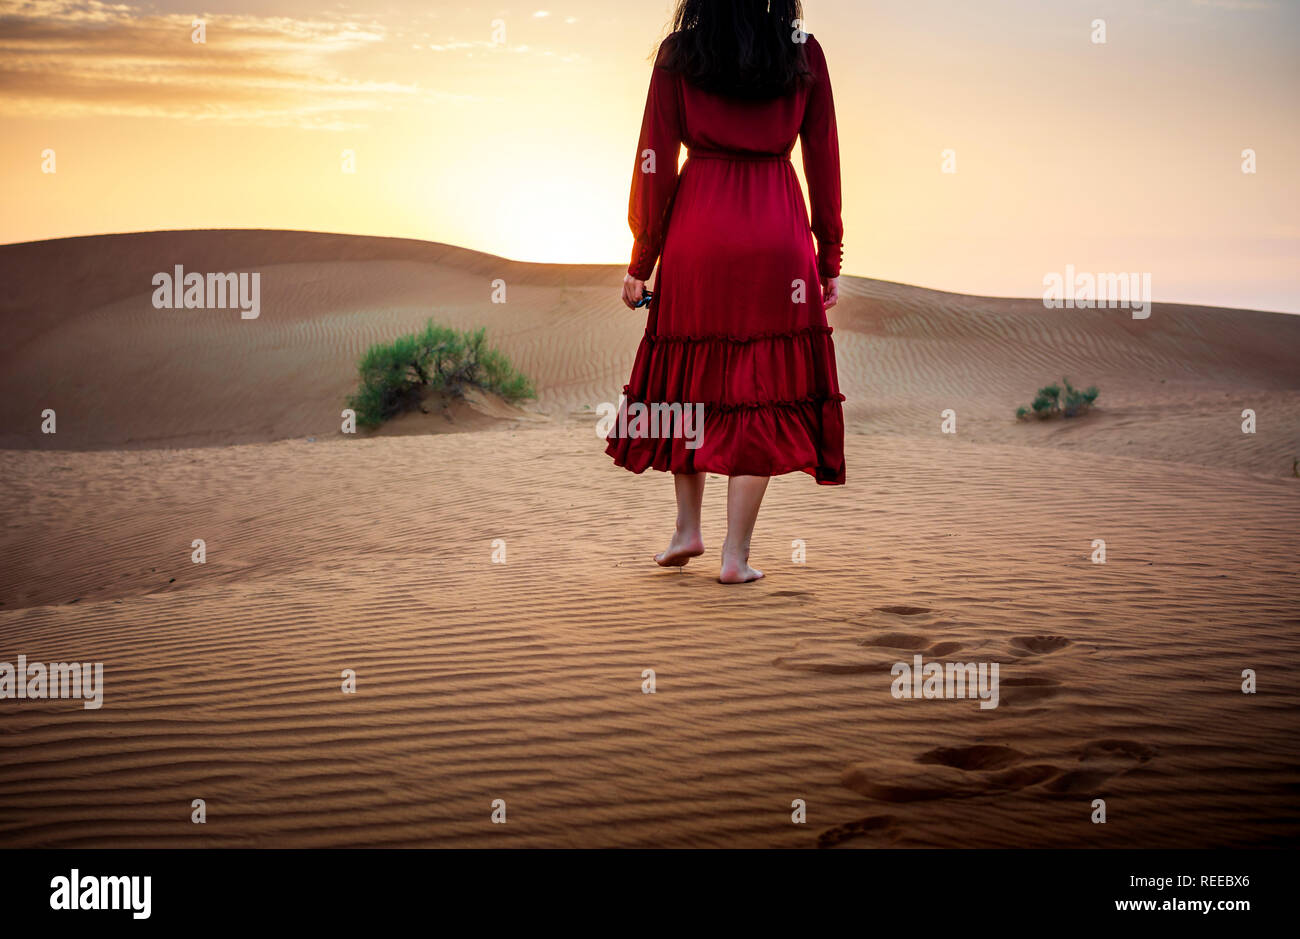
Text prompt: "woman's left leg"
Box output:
[[719, 475, 770, 583], [655, 471, 707, 566]]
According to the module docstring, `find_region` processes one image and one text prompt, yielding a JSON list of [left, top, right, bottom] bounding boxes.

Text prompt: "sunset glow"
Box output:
[[2, 0, 1297, 311]]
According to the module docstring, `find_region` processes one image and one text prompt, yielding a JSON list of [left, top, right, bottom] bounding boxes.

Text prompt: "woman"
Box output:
[[605, 0, 845, 584]]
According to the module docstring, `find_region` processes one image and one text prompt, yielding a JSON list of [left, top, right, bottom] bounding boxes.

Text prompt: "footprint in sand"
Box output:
[[917, 744, 1025, 770], [1042, 739, 1159, 794], [772, 603, 984, 675], [774, 622, 963, 674], [773, 613, 1069, 698], [840, 739, 1158, 803], [1009, 635, 1072, 656], [853, 636, 966, 656], [816, 814, 899, 848]]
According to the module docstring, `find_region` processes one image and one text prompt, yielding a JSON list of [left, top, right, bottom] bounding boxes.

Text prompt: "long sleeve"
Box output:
[[799, 36, 844, 280], [627, 41, 683, 281]]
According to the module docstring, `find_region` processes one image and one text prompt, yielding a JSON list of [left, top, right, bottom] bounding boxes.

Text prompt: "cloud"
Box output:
[[0, 0, 478, 129]]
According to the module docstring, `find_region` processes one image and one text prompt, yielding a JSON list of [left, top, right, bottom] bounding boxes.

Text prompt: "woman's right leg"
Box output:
[[655, 471, 707, 566], [720, 475, 769, 583]]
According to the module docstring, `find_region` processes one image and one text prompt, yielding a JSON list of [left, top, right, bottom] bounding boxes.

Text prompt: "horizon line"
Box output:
[[3, 226, 1295, 318]]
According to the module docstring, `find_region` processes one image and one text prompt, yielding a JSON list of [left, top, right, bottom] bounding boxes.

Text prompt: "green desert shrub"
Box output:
[[347, 321, 534, 427], [1017, 378, 1098, 420]]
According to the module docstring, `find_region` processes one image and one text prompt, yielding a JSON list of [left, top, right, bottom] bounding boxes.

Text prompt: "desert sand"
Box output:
[[0, 229, 1296, 848]]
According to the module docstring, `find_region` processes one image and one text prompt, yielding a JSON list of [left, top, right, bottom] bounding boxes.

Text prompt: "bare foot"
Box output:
[[718, 546, 764, 584], [655, 529, 705, 567]]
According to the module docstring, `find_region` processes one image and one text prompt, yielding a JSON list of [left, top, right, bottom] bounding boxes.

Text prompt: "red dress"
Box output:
[[605, 32, 846, 485]]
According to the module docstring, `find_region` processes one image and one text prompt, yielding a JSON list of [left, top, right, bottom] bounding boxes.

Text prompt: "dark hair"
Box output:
[[658, 0, 812, 99]]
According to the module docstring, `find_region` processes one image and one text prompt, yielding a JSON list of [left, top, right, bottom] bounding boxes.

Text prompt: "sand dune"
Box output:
[[3, 229, 1298, 474], [0, 230, 1297, 848]]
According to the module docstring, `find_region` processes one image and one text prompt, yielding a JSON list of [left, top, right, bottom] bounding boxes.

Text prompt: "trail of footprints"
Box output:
[[843, 738, 1158, 804], [774, 605, 1159, 847], [820, 738, 1158, 847], [773, 603, 1073, 705]]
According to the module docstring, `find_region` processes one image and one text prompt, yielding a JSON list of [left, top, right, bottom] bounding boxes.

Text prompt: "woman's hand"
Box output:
[[622, 273, 647, 310], [821, 276, 839, 310]]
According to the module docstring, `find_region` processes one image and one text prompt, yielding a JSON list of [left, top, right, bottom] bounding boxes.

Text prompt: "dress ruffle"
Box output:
[[643, 324, 834, 345], [605, 328, 846, 485]]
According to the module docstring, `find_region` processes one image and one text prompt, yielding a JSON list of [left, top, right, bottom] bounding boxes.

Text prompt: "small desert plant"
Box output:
[[347, 321, 534, 427], [1016, 378, 1098, 420]]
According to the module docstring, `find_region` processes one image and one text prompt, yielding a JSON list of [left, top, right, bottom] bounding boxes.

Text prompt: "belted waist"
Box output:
[[686, 146, 792, 162]]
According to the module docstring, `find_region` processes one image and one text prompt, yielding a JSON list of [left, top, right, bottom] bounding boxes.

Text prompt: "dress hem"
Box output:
[[604, 440, 846, 486], [620, 389, 846, 414]]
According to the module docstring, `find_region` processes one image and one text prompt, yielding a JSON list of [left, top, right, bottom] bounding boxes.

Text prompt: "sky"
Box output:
[[1, 0, 1297, 312]]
